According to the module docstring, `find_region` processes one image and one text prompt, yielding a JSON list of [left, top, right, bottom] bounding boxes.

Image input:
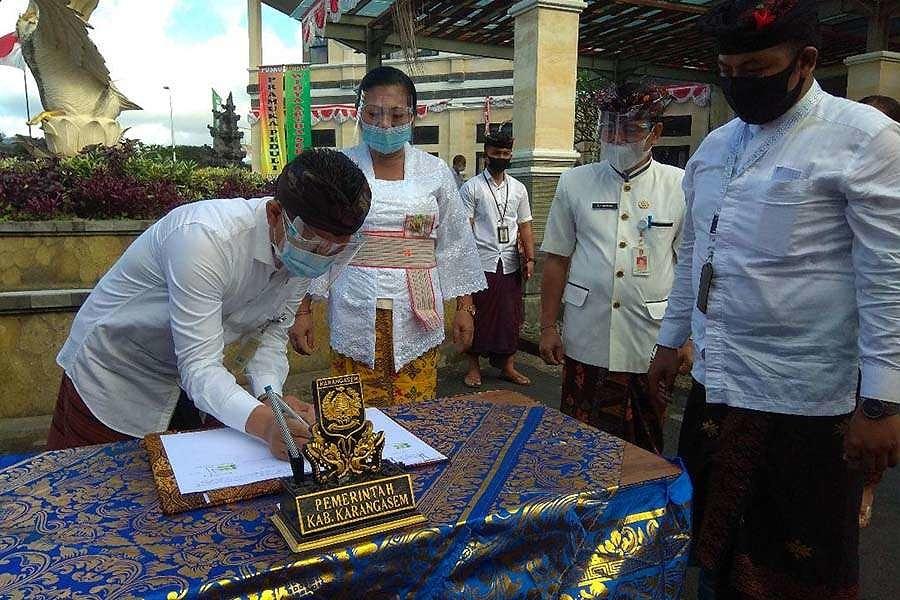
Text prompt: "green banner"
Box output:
[[283, 65, 312, 162]]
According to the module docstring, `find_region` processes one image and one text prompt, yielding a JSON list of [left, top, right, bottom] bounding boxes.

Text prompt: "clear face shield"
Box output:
[[599, 111, 654, 146], [276, 208, 366, 290], [356, 90, 415, 154], [599, 111, 655, 173]]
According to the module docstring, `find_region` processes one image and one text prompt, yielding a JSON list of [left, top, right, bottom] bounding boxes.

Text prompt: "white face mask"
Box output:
[[601, 136, 650, 173]]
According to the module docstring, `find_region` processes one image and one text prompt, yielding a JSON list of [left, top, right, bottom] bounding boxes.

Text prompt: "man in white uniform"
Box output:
[[48, 150, 371, 460], [648, 1, 900, 597], [540, 83, 687, 453]]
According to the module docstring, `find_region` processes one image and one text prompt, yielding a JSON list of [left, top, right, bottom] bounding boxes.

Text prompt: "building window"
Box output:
[[661, 115, 692, 138], [653, 145, 691, 169], [413, 125, 440, 145], [308, 38, 328, 65], [476, 122, 513, 143], [311, 129, 336, 148]]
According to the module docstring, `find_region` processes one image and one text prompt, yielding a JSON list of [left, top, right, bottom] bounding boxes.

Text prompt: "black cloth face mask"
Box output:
[[485, 156, 511, 175], [719, 56, 806, 125]]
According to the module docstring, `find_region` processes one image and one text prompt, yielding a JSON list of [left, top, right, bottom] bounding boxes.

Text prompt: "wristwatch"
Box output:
[[860, 397, 900, 420]]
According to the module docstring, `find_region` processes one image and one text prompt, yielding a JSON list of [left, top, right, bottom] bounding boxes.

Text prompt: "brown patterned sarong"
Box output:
[[560, 356, 663, 453], [47, 375, 222, 450], [47, 375, 132, 449], [679, 380, 863, 600], [470, 259, 524, 360], [331, 308, 438, 407]]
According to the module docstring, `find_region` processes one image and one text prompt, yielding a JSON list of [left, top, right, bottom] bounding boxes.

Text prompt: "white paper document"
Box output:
[[160, 408, 448, 495]]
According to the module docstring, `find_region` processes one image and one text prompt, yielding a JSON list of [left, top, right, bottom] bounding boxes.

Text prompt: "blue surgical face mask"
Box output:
[[360, 120, 411, 155], [273, 215, 337, 279], [274, 241, 335, 279]]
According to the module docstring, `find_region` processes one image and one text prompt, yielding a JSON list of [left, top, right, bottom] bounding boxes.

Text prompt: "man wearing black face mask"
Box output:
[[459, 127, 535, 387], [648, 1, 900, 598]]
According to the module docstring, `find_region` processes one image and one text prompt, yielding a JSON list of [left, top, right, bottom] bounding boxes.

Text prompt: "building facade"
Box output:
[[304, 40, 729, 174]]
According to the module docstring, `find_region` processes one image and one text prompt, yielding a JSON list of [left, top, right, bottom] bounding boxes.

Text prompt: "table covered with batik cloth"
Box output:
[[0, 391, 692, 599]]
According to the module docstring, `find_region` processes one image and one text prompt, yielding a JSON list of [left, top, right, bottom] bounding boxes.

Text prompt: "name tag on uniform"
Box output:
[[592, 202, 618, 210]]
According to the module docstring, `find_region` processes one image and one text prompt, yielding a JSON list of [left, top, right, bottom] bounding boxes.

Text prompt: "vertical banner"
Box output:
[[259, 66, 287, 177], [283, 65, 312, 163]]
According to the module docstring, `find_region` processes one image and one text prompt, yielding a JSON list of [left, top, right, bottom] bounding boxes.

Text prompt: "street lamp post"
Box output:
[[163, 85, 175, 162]]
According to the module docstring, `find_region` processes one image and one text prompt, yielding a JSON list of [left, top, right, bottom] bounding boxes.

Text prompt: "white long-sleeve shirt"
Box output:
[[323, 144, 486, 370], [57, 197, 309, 437], [657, 81, 900, 414]]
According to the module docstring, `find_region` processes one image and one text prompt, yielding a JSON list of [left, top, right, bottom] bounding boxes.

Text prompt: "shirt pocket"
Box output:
[[744, 179, 811, 257], [644, 299, 668, 321], [563, 281, 589, 307]]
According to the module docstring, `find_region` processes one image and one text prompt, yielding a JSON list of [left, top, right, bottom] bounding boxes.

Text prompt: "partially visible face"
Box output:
[[718, 42, 817, 89], [600, 117, 654, 146], [358, 85, 414, 129], [485, 146, 512, 161]]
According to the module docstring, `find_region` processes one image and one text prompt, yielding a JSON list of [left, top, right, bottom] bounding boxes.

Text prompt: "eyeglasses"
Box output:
[[358, 103, 414, 126], [599, 113, 653, 143], [282, 211, 364, 259]]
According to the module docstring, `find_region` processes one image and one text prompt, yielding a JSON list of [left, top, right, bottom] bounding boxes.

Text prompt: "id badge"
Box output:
[[697, 261, 714, 314], [632, 246, 651, 277], [497, 225, 510, 244], [231, 333, 263, 371]]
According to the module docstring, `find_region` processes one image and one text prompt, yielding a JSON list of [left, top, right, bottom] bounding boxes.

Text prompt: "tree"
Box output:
[[574, 71, 613, 163]]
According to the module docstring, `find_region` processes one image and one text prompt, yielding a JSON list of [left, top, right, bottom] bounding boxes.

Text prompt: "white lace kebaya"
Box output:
[[316, 143, 486, 370]]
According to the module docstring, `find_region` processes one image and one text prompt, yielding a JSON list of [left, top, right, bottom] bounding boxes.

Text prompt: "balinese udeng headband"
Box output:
[[701, 0, 820, 55], [596, 83, 673, 121], [484, 122, 514, 149], [278, 166, 367, 236]]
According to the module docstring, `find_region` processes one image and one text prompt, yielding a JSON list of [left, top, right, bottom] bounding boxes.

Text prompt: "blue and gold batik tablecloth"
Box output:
[[0, 392, 691, 599]]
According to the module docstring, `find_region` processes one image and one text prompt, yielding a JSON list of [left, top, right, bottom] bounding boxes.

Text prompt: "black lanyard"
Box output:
[[483, 171, 509, 224]]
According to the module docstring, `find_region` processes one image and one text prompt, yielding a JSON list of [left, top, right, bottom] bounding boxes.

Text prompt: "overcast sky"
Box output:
[[0, 0, 305, 146]]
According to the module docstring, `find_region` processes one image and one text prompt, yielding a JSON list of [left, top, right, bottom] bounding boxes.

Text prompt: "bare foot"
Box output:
[[464, 369, 482, 388], [501, 368, 531, 386]]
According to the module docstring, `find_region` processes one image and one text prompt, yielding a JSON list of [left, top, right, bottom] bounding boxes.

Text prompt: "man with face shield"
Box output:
[[647, 1, 900, 597], [48, 149, 371, 461], [539, 83, 687, 453]]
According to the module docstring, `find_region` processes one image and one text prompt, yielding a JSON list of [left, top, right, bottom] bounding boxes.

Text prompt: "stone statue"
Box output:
[[15, 0, 141, 157], [208, 92, 246, 167]]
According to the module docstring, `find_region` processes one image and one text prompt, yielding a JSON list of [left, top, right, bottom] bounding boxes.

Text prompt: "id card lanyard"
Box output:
[[697, 86, 822, 314], [697, 125, 743, 314], [484, 171, 510, 244]]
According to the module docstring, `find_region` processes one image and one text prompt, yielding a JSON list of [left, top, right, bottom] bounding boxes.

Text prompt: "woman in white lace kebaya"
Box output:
[[292, 66, 486, 405]]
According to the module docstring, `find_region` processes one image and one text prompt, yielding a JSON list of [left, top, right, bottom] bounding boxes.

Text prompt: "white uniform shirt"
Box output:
[[323, 144, 486, 370], [542, 159, 685, 373], [57, 198, 308, 437], [460, 171, 533, 274], [657, 81, 900, 414]]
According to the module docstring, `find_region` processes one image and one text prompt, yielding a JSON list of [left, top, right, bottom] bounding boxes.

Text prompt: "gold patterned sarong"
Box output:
[[331, 308, 438, 406]]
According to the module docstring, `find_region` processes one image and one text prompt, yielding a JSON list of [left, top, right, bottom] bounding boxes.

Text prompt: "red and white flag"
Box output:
[[0, 32, 25, 70]]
